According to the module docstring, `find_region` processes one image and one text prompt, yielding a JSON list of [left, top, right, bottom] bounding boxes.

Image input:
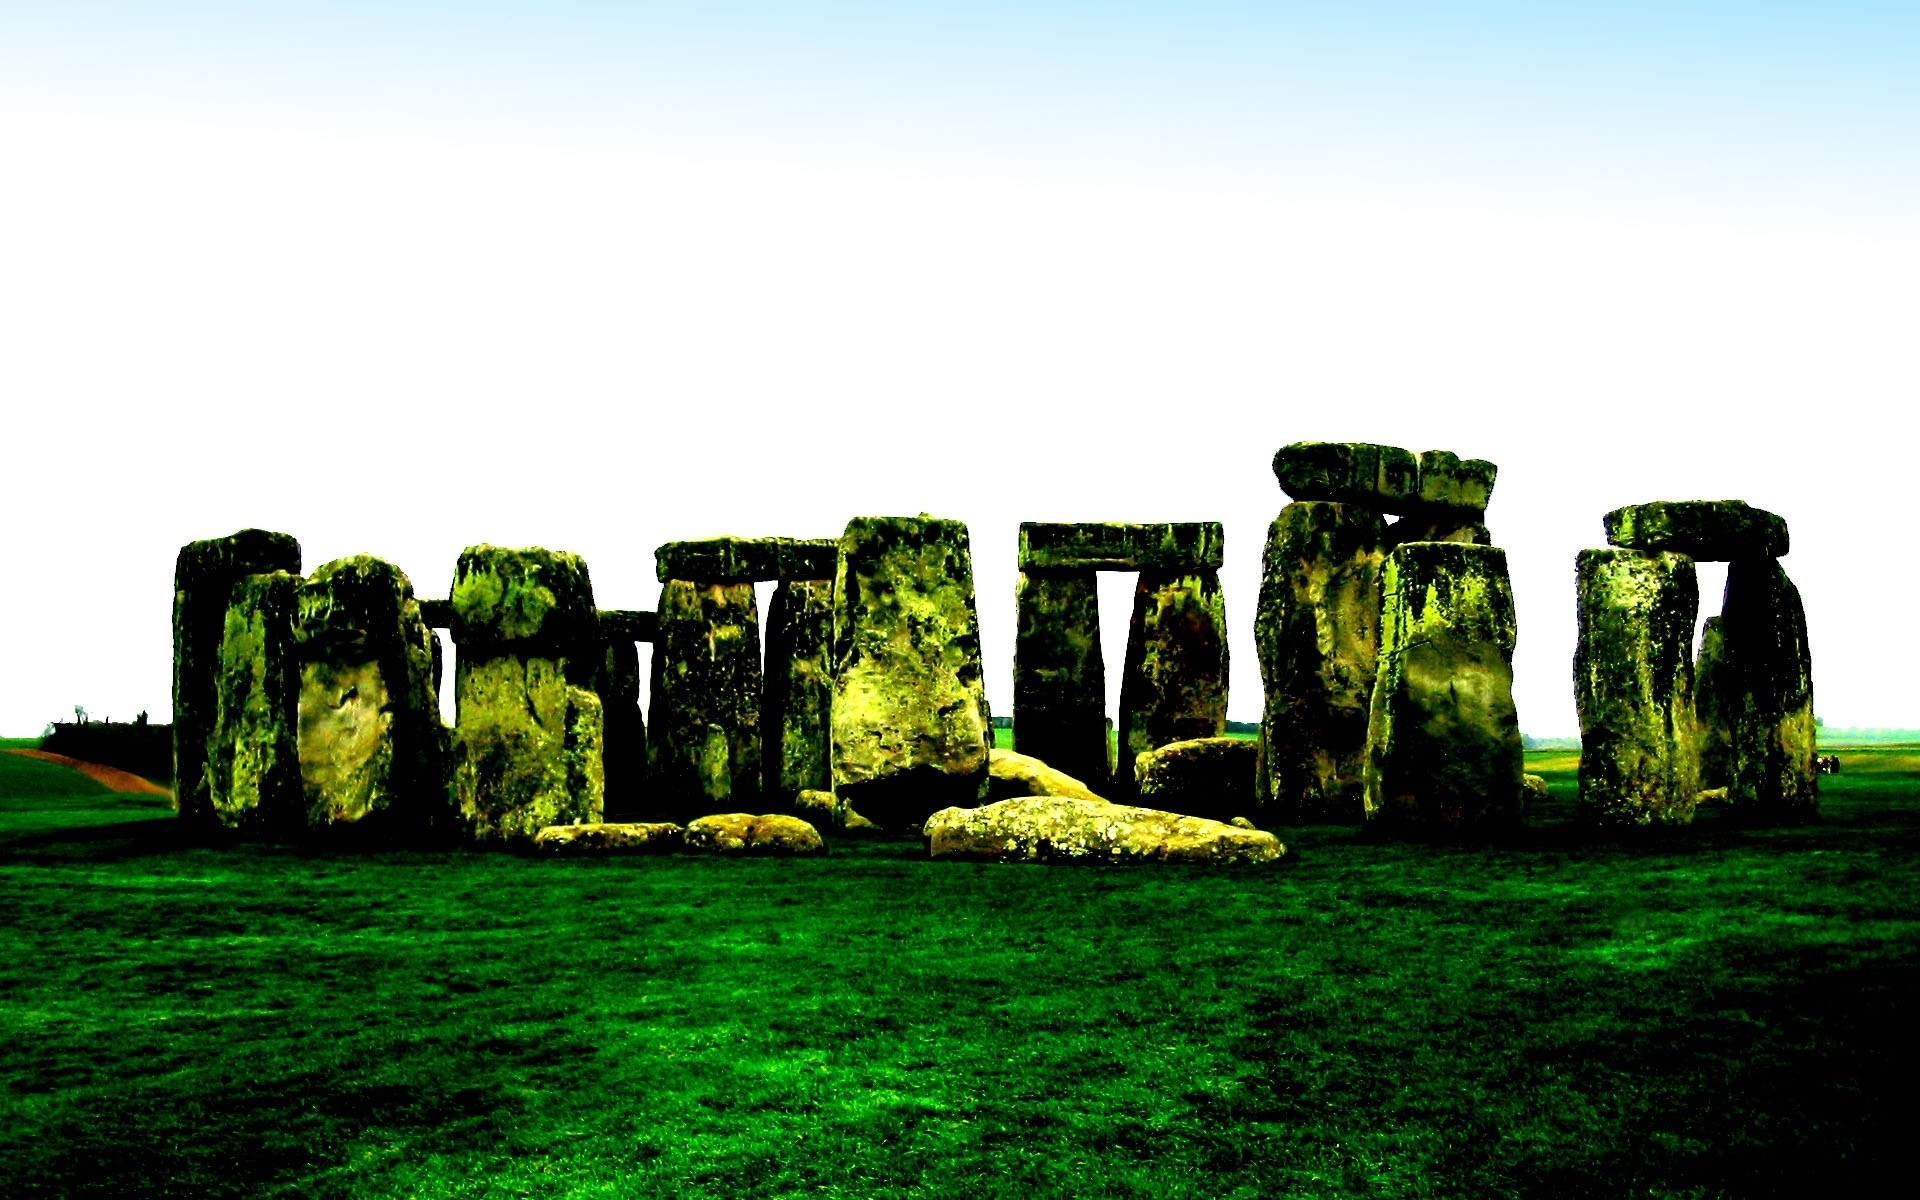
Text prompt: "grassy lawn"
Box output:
[[2, 747, 1915, 1197]]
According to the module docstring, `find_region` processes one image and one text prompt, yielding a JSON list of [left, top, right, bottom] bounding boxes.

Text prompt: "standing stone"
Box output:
[[650, 579, 762, 820], [763, 577, 834, 804], [1116, 568, 1229, 797], [830, 515, 991, 830], [1694, 615, 1733, 788], [207, 571, 303, 834], [1012, 568, 1108, 793], [1719, 557, 1817, 819], [595, 633, 647, 822], [1254, 501, 1388, 820], [449, 546, 604, 843], [292, 556, 446, 837], [1363, 542, 1524, 830], [173, 529, 302, 827], [1573, 549, 1701, 826]]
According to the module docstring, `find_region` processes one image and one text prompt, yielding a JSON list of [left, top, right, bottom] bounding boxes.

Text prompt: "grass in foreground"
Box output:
[[1, 749, 1915, 1198]]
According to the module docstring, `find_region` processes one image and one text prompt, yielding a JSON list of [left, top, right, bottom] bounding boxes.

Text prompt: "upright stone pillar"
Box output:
[[294, 555, 446, 837], [207, 571, 303, 834], [449, 546, 604, 843], [1363, 542, 1523, 831], [1254, 501, 1388, 821], [1573, 548, 1701, 826], [1011, 568, 1107, 792], [831, 515, 991, 830], [1694, 616, 1733, 787], [1116, 569, 1228, 798], [173, 529, 302, 827], [595, 610, 654, 823], [650, 580, 762, 819], [1720, 557, 1817, 819], [763, 577, 834, 804]]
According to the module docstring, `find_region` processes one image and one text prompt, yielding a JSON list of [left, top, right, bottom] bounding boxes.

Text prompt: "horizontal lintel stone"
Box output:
[[1603, 500, 1789, 560], [654, 536, 839, 583], [597, 609, 660, 643], [1018, 522, 1225, 571]]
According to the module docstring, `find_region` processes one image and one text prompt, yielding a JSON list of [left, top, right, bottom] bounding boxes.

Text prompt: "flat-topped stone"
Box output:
[[1412, 449, 1498, 514], [1273, 443, 1420, 511], [654, 536, 838, 583], [597, 609, 659, 643], [1018, 522, 1225, 571], [1603, 500, 1789, 560], [450, 545, 597, 653]]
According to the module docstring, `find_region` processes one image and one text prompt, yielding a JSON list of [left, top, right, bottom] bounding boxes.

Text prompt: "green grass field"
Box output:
[[3, 747, 1915, 1198]]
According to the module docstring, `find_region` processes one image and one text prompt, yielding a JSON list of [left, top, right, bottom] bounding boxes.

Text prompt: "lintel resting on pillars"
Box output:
[[654, 536, 839, 584], [1018, 521, 1225, 572]]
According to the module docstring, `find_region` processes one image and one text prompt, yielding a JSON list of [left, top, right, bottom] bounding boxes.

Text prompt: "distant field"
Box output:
[[2, 748, 1914, 1197]]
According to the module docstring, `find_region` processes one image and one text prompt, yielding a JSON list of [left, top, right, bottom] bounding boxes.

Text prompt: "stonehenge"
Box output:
[[171, 445, 1822, 855]]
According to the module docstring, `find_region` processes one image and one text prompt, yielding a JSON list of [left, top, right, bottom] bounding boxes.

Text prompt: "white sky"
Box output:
[[1, 4, 1915, 736]]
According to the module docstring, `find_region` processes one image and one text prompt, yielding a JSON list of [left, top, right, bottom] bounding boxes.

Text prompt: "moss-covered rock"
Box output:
[[1272, 442, 1420, 512], [207, 571, 303, 834], [532, 821, 683, 854], [1017, 521, 1225, 571], [1603, 500, 1789, 561], [986, 747, 1108, 803], [1254, 501, 1387, 821], [451, 656, 604, 843], [1412, 449, 1498, 514], [294, 555, 447, 837], [830, 515, 992, 830], [1363, 542, 1524, 832], [923, 795, 1285, 865], [1573, 548, 1702, 827], [683, 813, 826, 855], [450, 545, 598, 660], [1719, 557, 1817, 820], [763, 578, 834, 804], [792, 788, 879, 834], [1694, 615, 1733, 788], [1134, 736, 1259, 823], [173, 528, 302, 827], [596, 633, 648, 822], [653, 536, 839, 584], [1011, 568, 1109, 790], [1388, 513, 1491, 548], [1116, 569, 1229, 797], [650, 580, 762, 820]]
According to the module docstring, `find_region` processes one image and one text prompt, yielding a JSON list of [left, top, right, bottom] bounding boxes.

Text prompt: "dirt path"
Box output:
[[3, 748, 173, 797]]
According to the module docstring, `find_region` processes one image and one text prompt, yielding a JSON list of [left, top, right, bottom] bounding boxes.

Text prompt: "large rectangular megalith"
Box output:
[[1718, 557, 1817, 820], [207, 571, 304, 834], [1011, 567, 1108, 792], [650, 579, 763, 819], [1116, 567, 1229, 797], [763, 577, 834, 804], [595, 610, 654, 823]]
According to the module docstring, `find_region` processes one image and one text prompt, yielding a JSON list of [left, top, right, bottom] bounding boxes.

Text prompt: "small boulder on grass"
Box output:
[[1522, 774, 1551, 805], [684, 813, 826, 855], [986, 748, 1107, 803], [533, 822, 683, 854], [1133, 737, 1258, 823], [924, 795, 1284, 865], [792, 789, 879, 833]]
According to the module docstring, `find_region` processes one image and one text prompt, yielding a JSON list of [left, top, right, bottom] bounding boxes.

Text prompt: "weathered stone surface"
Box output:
[[1574, 549, 1702, 827], [1017, 522, 1225, 571], [1694, 616, 1733, 788], [533, 822, 683, 854], [683, 813, 826, 855], [1117, 569, 1229, 796], [596, 635, 648, 822], [650, 580, 762, 819], [207, 571, 303, 833], [1412, 449, 1498, 514], [830, 515, 992, 830], [1718, 557, 1817, 819], [1273, 442, 1420, 512], [1388, 515, 1492, 548], [792, 788, 879, 833], [174, 528, 302, 827], [654, 536, 838, 584], [1011, 568, 1108, 789], [1603, 500, 1789, 561], [293, 556, 447, 836], [449, 545, 604, 843], [1363, 542, 1524, 831], [762, 578, 833, 803], [597, 609, 659, 643], [450, 545, 598, 659], [986, 748, 1107, 803], [1134, 736, 1259, 823], [418, 599, 452, 628], [1254, 501, 1388, 821], [924, 795, 1285, 865]]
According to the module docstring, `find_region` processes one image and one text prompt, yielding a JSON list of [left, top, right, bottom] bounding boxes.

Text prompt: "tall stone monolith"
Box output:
[[1011, 567, 1108, 793], [449, 545, 604, 842], [1116, 568, 1228, 797], [763, 577, 834, 804], [1694, 615, 1732, 787], [294, 555, 446, 837], [1719, 557, 1817, 819], [173, 528, 302, 828], [207, 571, 303, 834], [651, 579, 762, 819], [595, 619, 649, 823], [1363, 542, 1523, 831], [831, 515, 991, 830], [1254, 501, 1388, 820], [1573, 548, 1701, 826]]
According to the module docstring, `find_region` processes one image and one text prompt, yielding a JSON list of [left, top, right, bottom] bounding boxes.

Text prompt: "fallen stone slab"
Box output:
[[1017, 522, 1226, 571], [654, 536, 838, 584], [1133, 736, 1258, 824], [533, 822, 684, 854], [683, 813, 826, 854], [987, 748, 1107, 803], [1602, 500, 1789, 560], [924, 795, 1285, 865]]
